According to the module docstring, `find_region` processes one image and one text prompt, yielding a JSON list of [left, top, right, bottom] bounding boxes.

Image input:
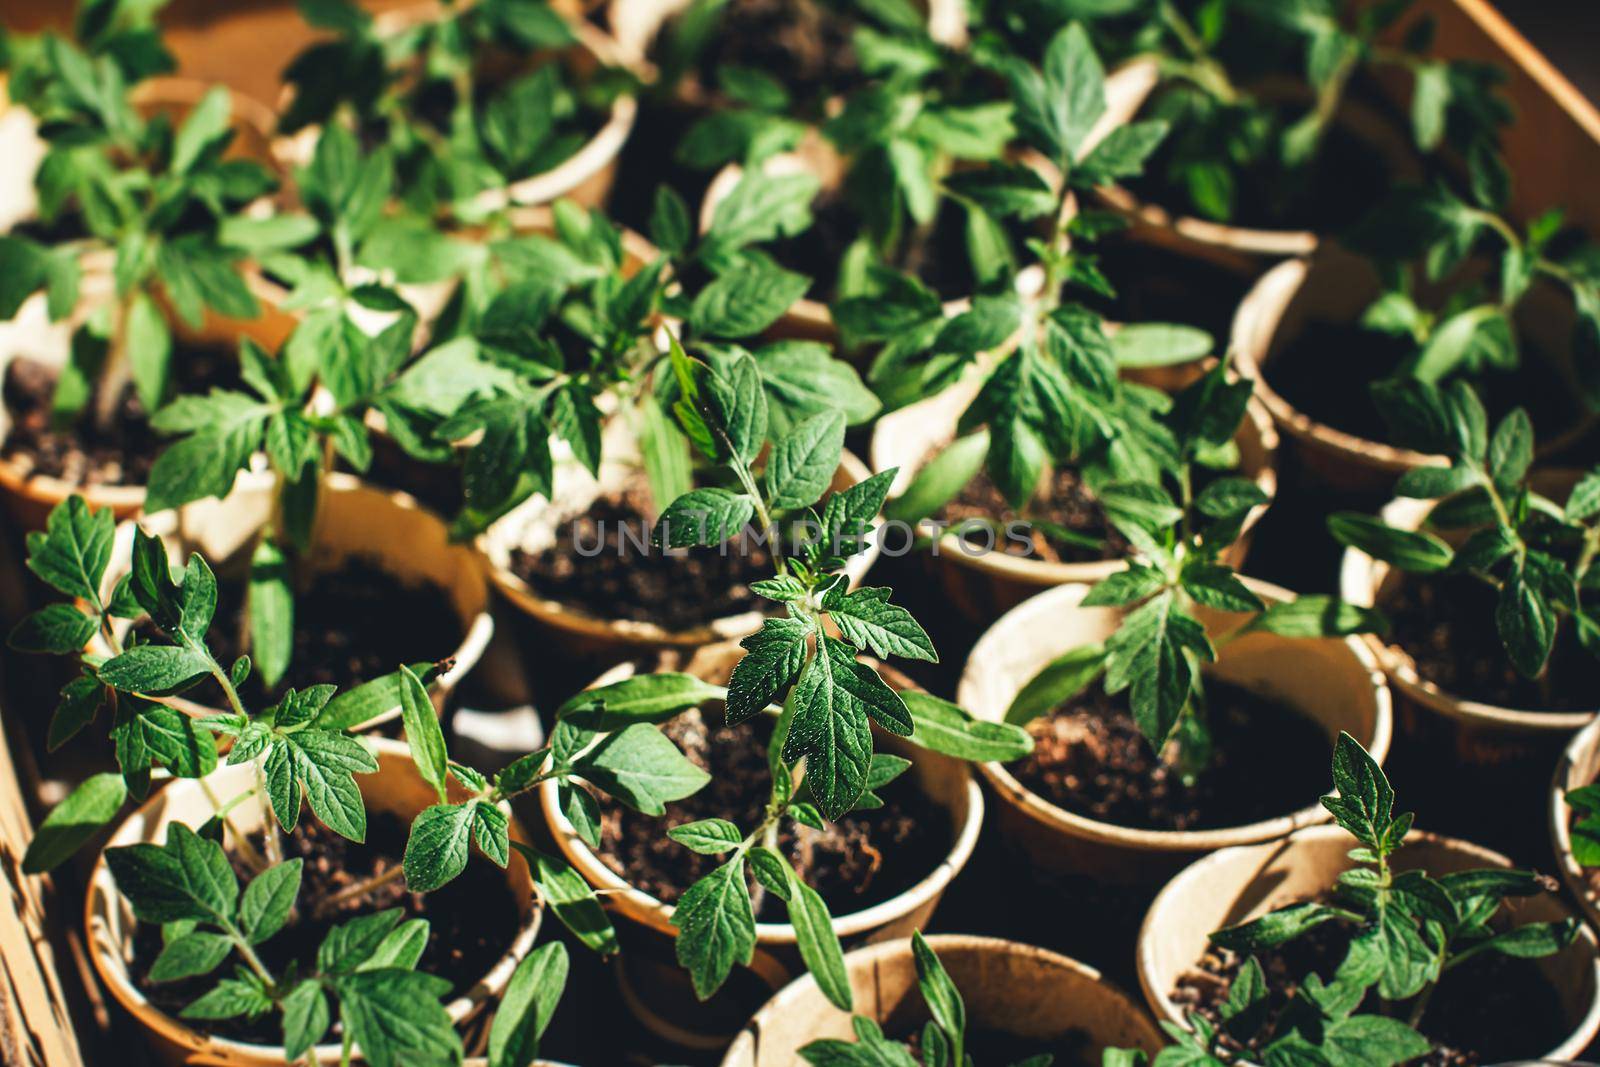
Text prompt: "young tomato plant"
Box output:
[[1348, 175, 1600, 404], [1004, 364, 1383, 770], [0, 21, 275, 438], [1118, 734, 1578, 1066], [1329, 382, 1600, 681]]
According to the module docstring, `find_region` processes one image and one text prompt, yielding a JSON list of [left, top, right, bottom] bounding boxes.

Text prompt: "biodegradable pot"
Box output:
[[272, 6, 634, 217], [1235, 246, 1595, 492], [957, 579, 1393, 886], [86, 738, 541, 1067], [101, 472, 493, 733], [538, 644, 985, 1050], [1095, 58, 1420, 265], [479, 411, 882, 655], [722, 934, 1163, 1066], [1138, 824, 1600, 1061], [872, 366, 1278, 626], [1553, 713, 1600, 933]]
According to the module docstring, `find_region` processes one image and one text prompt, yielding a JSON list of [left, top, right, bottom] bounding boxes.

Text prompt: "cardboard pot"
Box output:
[[957, 580, 1393, 886], [872, 367, 1277, 626], [86, 738, 541, 1067], [479, 413, 881, 656], [538, 644, 984, 1050], [1137, 824, 1600, 1062], [1553, 713, 1600, 933], [1234, 246, 1595, 493], [722, 934, 1163, 1066], [1094, 59, 1421, 264], [272, 5, 634, 217], [101, 472, 493, 733]]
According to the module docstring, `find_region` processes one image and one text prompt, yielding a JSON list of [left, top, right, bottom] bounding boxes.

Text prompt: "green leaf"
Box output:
[[907, 691, 1035, 760], [247, 536, 292, 690], [399, 664, 448, 804], [1075, 120, 1169, 185], [97, 645, 212, 696], [788, 873, 852, 1012], [126, 291, 173, 415], [1497, 563, 1555, 678], [1327, 513, 1454, 573], [282, 981, 331, 1061], [704, 171, 818, 253], [767, 410, 846, 511], [1325, 1013, 1432, 1067], [1252, 596, 1386, 638], [402, 802, 474, 894], [912, 932, 965, 1054], [1486, 408, 1533, 488], [572, 724, 710, 815], [104, 823, 234, 924], [1103, 593, 1211, 750], [318, 909, 404, 975], [25, 495, 114, 602], [336, 969, 462, 1067], [1082, 566, 1169, 609], [9, 603, 98, 654], [1108, 323, 1213, 369], [282, 729, 379, 841], [1010, 22, 1106, 163], [884, 432, 989, 526], [47, 674, 105, 751], [1007, 645, 1106, 725], [312, 662, 440, 731], [22, 772, 125, 874], [824, 586, 937, 662], [1211, 901, 1345, 953], [181, 977, 272, 1021], [727, 617, 813, 724], [1463, 919, 1578, 961], [672, 857, 756, 1000], [489, 942, 569, 1067], [1321, 732, 1399, 853], [238, 858, 301, 944], [781, 645, 873, 820], [668, 818, 744, 855], [1180, 563, 1265, 614], [654, 488, 754, 548], [149, 931, 234, 983], [690, 261, 811, 338], [649, 186, 691, 256], [558, 673, 726, 731], [145, 391, 272, 512], [513, 843, 619, 956]]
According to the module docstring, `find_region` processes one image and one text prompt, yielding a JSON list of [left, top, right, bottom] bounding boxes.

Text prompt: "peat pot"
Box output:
[[87, 739, 541, 1067], [722, 934, 1164, 1066], [1553, 713, 1600, 933], [1138, 824, 1600, 1062], [538, 644, 984, 1050]]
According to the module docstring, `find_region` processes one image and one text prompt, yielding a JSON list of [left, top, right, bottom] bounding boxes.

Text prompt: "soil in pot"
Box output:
[[903, 1026, 1094, 1065], [1261, 323, 1586, 449], [657, 0, 862, 111], [128, 811, 520, 1044], [1125, 99, 1396, 234], [1379, 571, 1600, 711], [2, 345, 244, 488], [510, 488, 774, 630], [1081, 236, 1248, 346], [1010, 678, 1331, 831], [594, 706, 952, 920], [135, 559, 465, 716], [934, 467, 1132, 565], [1171, 903, 1570, 1066]]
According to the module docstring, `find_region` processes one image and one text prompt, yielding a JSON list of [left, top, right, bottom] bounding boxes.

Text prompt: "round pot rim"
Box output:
[[130, 74, 281, 148], [479, 449, 880, 647], [84, 737, 541, 1062], [1093, 57, 1409, 259], [270, 7, 636, 215], [536, 664, 986, 944], [97, 472, 494, 732], [726, 932, 1160, 1066], [870, 389, 1278, 588], [1136, 823, 1600, 1060], [1550, 713, 1600, 928], [1338, 487, 1596, 730], [957, 578, 1394, 852]]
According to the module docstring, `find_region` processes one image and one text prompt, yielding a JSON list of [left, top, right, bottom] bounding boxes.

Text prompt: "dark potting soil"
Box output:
[[935, 467, 1131, 564], [130, 812, 520, 1044], [1126, 105, 1398, 234], [1082, 236, 1248, 346], [510, 494, 773, 630], [140, 559, 464, 714], [902, 1025, 1094, 1066], [2, 346, 242, 487], [1379, 571, 1600, 711], [1172, 904, 1570, 1066], [595, 707, 952, 921], [1262, 322, 1586, 450], [663, 0, 861, 112], [1010, 679, 1331, 832]]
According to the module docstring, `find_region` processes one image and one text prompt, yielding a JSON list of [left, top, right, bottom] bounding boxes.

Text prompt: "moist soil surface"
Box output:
[[511, 493, 773, 631], [141, 558, 464, 716], [1379, 571, 1600, 711], [1173, 902, 1570, 1066], [935, 467, 1131, 565], [131, 812, 520, 1044], [596, 707, 952, 921], [1126, 102, 1398, 234], [1011, 679, 1331, 832], [661, 0, 861, 113], [1262, 323, 1586, 450], [2, 345, 242, 488], [1083, 236, 1247, 346]]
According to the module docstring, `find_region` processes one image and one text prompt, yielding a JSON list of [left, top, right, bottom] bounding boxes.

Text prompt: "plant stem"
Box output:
[[311, 863, 408, 920], [92, 292, 134, 436], [199, 779, 269, 874]]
